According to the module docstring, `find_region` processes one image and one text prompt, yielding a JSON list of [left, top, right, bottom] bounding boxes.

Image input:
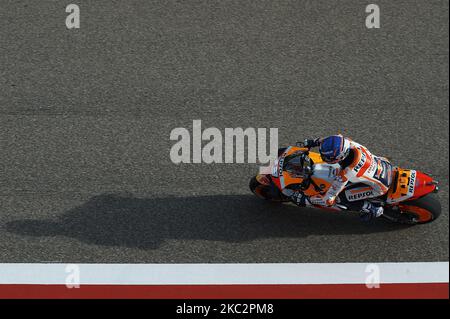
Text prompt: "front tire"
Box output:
[[249, 176, 287, 202]]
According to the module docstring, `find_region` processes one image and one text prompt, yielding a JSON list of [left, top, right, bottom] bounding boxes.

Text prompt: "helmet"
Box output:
[[283, 151, 312, 178], [319, 135, 350, 163]]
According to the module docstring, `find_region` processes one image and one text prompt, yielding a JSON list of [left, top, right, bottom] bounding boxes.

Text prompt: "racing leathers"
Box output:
[[286, 138, 392, 219]]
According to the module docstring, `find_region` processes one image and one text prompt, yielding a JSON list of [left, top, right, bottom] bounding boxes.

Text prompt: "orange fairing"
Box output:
[[386, 168, 437, 204], [386, 168, 413, 203], [256, 174, 271, 186], [303, 177, 331, 196], [308, 152, 324, 165], [282, 174, 331, 197], [271, 147, 331, 196]]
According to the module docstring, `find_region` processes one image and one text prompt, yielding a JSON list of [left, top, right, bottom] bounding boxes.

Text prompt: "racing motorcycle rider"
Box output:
[[284, 135, 392, 221]]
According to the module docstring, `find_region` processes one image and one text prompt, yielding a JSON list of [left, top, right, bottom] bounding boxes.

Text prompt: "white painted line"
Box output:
[[0, 262, 447, 285]]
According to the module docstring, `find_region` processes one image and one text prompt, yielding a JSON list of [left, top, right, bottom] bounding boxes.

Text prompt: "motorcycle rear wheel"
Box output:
[[397, 193, 441, 224]]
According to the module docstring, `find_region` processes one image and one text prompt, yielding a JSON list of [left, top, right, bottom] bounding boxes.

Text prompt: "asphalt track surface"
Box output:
[[0, 0, 448, 263]]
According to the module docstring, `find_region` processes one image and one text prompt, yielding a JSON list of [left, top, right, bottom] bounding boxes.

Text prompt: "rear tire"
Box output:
[[398, 193, 441, 224]]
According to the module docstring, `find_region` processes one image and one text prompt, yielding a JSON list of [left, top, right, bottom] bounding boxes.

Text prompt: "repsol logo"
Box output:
[[354, 151, 366, 172], [367, 158, 377, 175], [408, 171, 416, 193], [278, 157, 285, 177], [347, 190, 374, 201]]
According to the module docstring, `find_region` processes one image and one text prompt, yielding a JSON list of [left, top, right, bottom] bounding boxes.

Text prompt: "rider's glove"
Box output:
[[291, 191, 307, 207], [304, 138, 321, 149]]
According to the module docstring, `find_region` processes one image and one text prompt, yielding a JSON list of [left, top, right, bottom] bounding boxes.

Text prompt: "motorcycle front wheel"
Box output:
[[249, 176, 289, 202]]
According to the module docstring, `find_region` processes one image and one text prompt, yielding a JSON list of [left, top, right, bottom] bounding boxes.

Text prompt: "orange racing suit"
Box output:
[[308, 139, 393, 208]]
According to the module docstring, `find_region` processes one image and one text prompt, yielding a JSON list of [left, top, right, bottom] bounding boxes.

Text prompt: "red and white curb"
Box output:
[[0, 262, 448, 298]]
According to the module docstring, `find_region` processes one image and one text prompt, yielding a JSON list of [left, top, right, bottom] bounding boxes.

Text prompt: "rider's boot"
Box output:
[[360, 201, 384, 222]]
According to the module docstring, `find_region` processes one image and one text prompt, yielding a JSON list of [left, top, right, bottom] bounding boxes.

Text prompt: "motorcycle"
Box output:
[[249, 143, 441, 224]]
